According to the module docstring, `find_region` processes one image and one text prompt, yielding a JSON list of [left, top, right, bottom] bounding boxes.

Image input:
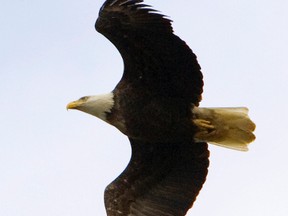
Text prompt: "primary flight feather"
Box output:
[[67, 0, 256, 215]]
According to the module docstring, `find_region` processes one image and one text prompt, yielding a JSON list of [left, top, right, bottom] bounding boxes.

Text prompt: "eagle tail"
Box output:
[[192, 107, 256, 151]]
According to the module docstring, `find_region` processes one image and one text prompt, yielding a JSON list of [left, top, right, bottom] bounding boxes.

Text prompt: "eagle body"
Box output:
[[67, 0, 256, 215], [109, 85, 198, 143]]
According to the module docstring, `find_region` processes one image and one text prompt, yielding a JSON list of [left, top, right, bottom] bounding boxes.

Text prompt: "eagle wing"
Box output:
[[95, 1, 208, 215], [95, 0, 203, 105], [104, 139, 209, 216]]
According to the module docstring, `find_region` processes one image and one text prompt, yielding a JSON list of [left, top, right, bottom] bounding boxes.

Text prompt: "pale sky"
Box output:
[[1, 0, 288, 215]]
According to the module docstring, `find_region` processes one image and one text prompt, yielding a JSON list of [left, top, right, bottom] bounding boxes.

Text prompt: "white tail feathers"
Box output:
[[192, 107, 256, 151]]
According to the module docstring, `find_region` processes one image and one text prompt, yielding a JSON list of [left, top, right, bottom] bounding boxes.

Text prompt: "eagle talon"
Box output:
[[193, 119, 215, 130]]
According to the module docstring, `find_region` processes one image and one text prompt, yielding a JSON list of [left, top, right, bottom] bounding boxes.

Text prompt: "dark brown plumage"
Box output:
[[104, 140, 209, 216], [96, 1, 208, 215], [67, 0, 255, 215]]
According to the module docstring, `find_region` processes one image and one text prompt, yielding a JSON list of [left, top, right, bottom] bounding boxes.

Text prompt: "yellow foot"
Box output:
[[193, 119, 216, 140]]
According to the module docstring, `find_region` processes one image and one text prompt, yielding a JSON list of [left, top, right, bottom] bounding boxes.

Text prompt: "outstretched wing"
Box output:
[[104, 139, 209, 216], [95, 0, 203, 105]]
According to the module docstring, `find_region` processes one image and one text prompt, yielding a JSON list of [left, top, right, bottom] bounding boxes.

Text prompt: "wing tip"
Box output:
[[96, 0, 173, 34]]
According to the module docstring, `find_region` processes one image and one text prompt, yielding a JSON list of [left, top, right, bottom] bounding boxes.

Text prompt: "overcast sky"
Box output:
[[1, 0, 288, 215]]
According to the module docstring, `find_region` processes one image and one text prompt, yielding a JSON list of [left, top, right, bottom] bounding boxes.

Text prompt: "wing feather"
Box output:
[[104, 139, 209, 216], [95, 0, 203, 105]]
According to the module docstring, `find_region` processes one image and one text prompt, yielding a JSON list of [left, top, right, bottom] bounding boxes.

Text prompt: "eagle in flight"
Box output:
[[67, 0, 256, 215]]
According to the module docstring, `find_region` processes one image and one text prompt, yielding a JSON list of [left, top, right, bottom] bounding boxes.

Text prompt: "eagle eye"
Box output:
[[79, 96, 89, 101]]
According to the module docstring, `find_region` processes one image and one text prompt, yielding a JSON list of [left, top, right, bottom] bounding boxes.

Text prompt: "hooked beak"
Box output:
[[66, 100, 84, 110]]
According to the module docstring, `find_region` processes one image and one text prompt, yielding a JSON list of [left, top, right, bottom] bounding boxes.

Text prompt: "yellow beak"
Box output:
[[66, 100, 83, 110]]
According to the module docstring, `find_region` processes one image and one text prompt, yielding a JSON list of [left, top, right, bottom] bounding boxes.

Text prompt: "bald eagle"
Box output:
[[67, 0, 256, 215]]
